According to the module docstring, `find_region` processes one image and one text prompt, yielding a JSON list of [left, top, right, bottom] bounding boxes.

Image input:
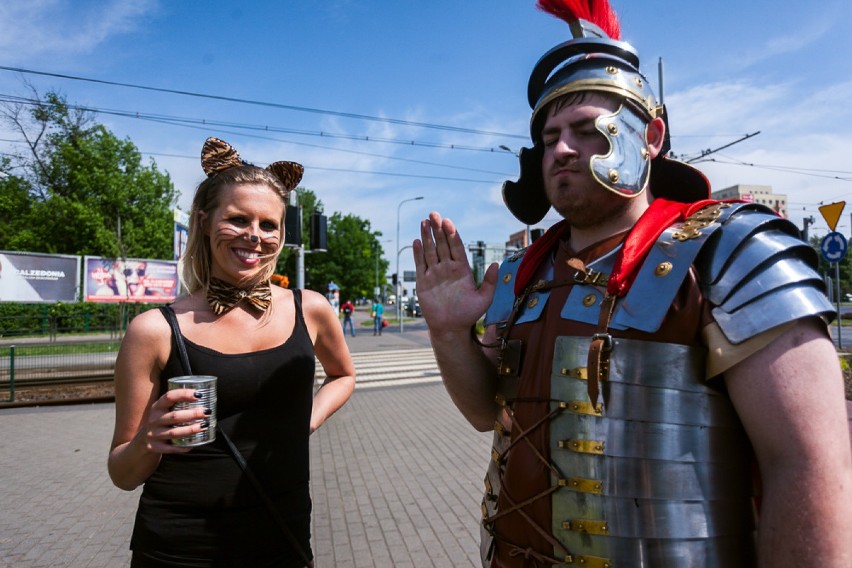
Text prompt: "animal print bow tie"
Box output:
[[207, 278, 272, 315]]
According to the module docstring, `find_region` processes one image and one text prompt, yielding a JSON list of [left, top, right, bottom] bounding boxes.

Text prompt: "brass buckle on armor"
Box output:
[[559, 400, 603, 416], [558, 477, 604, 494], [567, 257, 608, 287], [484, 477, 497, 501], [672, 202, 730, 242], [590, 333, 613, 352], [560, 367, 588, 380], [562, 519, 610, 535], [558, 438, 605, 454], [494, 420, 507, 436], [566, 554, 613, 568], [572, 267, 608, 287]]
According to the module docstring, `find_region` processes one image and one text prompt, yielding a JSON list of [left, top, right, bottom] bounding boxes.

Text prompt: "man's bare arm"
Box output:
[[725, 318, 852, 567], [414, 212, 501, 431]]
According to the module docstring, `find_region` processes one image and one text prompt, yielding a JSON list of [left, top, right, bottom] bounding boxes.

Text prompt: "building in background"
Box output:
[[469, 241, 515, 285], [711, 184, 787, 218], [506, 228, 528, 250]]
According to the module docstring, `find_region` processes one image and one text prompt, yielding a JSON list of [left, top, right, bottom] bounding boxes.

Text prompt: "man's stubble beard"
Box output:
[[547, 179, 634, 230]]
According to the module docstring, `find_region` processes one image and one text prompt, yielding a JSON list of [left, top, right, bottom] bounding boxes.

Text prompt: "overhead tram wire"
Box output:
[[0, 130, 507, 185], [0, 65, 528, 140], [0, 94, 516, 177], [0, 93, 520, 154], [133, 116, 515, 179], [4, 89, 849, 183], [698, 153, 852, 182]]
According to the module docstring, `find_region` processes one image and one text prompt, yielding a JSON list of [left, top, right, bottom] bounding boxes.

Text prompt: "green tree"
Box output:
[[0, 158, 34, 249], [0, 90, 176, 259], [274, 189, 388, 298], [306, 213, 388, 300]]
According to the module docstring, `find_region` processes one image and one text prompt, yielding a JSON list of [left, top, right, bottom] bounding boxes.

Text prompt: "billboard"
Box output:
[[0, 251, 80, 303], [84, 257, 179, 303]]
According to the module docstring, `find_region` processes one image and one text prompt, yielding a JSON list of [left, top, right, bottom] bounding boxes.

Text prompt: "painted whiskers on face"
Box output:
[[206, 183, 285, 287]]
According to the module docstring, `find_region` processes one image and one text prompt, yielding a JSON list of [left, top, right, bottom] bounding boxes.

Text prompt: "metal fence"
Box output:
[[0, 305, 155, 340], [0, 339, 120, 403]]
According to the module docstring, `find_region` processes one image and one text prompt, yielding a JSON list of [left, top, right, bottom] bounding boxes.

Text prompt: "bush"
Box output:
[[0, 302, 157, 337]]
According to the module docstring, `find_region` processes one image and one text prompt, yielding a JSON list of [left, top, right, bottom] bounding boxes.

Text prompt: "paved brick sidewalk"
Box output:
[[0, 372, 491, 567]]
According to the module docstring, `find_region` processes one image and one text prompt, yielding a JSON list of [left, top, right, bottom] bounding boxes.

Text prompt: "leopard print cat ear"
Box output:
[[201, 137, 244, 176], [266, 161, 304, 192]]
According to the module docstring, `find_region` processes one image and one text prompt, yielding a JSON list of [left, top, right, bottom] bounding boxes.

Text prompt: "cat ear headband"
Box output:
[[200, 137, 304, 192]]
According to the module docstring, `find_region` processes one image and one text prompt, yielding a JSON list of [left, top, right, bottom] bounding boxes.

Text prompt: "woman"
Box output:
[[371, 298, 384, 336], [108, 137, 355, 567]]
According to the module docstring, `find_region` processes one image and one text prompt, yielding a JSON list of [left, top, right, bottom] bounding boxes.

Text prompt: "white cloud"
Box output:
[[0, 0, 158, 63]]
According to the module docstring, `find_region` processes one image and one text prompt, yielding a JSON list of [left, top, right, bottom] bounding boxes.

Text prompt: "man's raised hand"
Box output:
[[413, 212, 498, 334]]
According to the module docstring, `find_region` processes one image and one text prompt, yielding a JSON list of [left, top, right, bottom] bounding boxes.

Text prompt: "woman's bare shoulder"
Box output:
[[298, 289, 335, 315], [118, 307, 172, 368], [125, 307, 170, 339]]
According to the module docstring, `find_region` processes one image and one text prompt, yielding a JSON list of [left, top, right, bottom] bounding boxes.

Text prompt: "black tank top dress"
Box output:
[[130, 290, 315, 568]]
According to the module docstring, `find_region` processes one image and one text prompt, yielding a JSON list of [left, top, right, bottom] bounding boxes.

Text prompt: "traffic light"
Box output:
[[392, 273, 398, 286], [310, 212, 327, 251], [284, 206, 302, 246]]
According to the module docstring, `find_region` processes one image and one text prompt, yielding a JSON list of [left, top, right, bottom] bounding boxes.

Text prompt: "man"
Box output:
[[414, 1, 852, 566], [340, 298, 356, 337]]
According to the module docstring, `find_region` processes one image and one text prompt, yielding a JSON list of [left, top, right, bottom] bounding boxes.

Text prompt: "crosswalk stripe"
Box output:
[[314, 348, 442, 388]]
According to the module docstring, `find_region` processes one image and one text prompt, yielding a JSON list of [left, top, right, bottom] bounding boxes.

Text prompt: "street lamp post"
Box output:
[[396, 196, 424, 333], [372, 239, 390, 301], [396, 245, 414, 332]]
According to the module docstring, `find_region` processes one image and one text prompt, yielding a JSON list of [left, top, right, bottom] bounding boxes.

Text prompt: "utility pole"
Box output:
[[290, 192, 304, 290], [802, 216, 815, 241]]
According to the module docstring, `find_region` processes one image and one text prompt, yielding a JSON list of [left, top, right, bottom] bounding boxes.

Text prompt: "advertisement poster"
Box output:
[[84, 257, 178, 303], [0, 251, 80, 303]]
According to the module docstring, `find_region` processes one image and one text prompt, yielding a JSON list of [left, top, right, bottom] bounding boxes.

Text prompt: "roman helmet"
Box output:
[[503, 0, 710, 225]]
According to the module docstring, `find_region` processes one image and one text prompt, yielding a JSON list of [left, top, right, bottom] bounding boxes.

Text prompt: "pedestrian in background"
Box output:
[[371, 298, 384, 336], [340, 298, 355, 337]]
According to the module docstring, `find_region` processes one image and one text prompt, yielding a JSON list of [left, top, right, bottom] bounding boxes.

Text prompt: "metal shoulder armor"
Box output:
[[484, 249, 524, 328], [697, 204, 835, 344]]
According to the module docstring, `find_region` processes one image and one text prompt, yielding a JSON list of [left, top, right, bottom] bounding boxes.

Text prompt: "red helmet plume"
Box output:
[[536, 0, 621, 40]]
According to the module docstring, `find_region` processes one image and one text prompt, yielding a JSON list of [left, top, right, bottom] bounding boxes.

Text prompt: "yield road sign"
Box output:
[[818, 202, 846, 232]]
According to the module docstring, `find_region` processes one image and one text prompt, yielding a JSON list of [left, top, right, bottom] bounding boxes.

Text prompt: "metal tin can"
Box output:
[[168, 375, 217, 447]]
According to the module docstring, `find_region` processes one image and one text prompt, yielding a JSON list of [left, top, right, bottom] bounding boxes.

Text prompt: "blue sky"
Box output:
[[2, 0, 851, 277]]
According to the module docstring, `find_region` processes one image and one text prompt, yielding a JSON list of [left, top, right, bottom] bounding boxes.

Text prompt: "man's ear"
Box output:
[[646, 116, 667, 159]]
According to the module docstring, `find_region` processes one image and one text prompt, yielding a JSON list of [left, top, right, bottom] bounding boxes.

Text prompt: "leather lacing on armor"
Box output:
[[490, 397, 571, 566], [475, 261, 610, 567]]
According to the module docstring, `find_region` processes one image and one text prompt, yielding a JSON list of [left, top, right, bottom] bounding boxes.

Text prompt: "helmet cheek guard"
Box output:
[[590, 105, 651, 198]]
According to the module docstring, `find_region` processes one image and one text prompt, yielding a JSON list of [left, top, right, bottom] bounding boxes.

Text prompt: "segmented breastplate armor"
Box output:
[[480, 203, 833, 567]]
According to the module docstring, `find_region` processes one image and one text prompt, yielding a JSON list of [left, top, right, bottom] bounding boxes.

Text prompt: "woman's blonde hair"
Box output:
[[180, 165, 289, 294]]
